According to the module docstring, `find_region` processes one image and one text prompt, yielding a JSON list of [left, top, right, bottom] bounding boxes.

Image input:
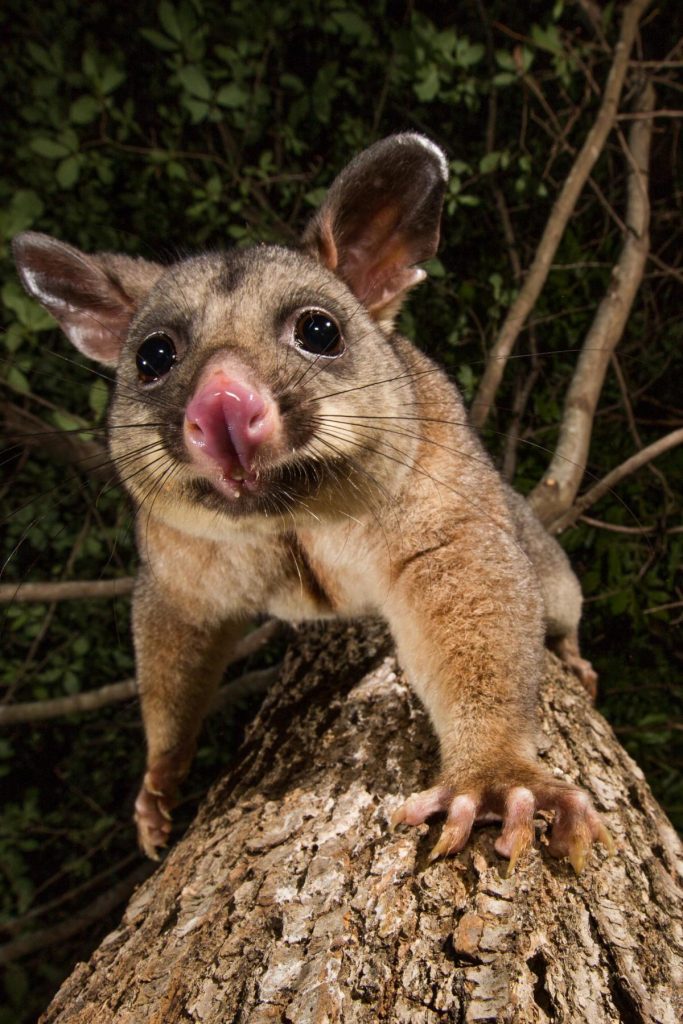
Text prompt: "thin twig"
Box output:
[[643, 600, 683, 615], [617, 109, 683, 118], [0, 621, 283, 725], [578, 515, 656, 534], [611, 353, 673, 500], [0, 680, 136, 723], [471, 0, 653, 429], [0, 852, 139, 937], [549, 427, 683, 533], [0, 864, 153, 965], [0, 578, 135, 604]]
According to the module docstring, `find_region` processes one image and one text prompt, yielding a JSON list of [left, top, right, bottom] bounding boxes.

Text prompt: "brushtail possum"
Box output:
[[13, 133, 609, 872]]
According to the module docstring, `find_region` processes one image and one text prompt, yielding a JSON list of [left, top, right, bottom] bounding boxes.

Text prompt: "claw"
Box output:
[[567, 825, 591, 875], [159, 804, 173, 822], [144, 842, 162, 863], [428, 825, 462, 862], [595, 820, 616, 856], [428, 794, 477, 862], [390, 806, 407, 831], [506, 827, 534, 877]]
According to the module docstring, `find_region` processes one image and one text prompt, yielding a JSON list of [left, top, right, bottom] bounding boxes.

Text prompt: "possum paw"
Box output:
[[391, 778, 614, 875], [134, 774, 174, 860], [133, 747, 193, 860], [552, 635, 599, 700]]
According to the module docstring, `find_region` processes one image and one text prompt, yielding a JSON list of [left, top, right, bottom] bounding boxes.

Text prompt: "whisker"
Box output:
[[315, 424, 529, 561]]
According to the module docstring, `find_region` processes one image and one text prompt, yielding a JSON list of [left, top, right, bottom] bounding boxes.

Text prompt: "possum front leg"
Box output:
[[132, 575, 246, 859], [386, 530, 612, 873]]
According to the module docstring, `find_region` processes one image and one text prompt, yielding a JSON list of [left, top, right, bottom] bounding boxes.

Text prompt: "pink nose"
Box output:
[[185, 375, 274, 479]]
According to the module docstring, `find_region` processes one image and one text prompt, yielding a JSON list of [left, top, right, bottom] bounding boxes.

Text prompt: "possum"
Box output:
[[12, 133, 610, 872]]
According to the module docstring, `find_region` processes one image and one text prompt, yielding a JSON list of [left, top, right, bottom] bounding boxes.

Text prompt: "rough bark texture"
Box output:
[[41, 621, 683, 1024]]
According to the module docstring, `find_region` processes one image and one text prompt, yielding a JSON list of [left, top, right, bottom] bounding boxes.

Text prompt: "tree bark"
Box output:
[[40, 621, 682, 1024]]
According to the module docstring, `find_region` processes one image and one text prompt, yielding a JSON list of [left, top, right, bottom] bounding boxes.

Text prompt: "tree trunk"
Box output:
[[41, 621, 682, 1024]]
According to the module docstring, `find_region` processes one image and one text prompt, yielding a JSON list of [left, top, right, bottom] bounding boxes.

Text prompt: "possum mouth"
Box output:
[[183, 454, 349, 518]]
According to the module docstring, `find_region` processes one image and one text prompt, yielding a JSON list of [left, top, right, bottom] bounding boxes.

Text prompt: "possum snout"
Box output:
[[184, 372, 279, 496]]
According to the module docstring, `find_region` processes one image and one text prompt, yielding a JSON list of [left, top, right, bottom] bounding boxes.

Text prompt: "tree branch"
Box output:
[[34, 622, 683, 1022], [0, 621, 282, 725], [547, 427, 683, 533], [528, 81, 656, 525], [0, 864, 153, 966], [471, 0, 653, 429], [0, 578, 135, 604]]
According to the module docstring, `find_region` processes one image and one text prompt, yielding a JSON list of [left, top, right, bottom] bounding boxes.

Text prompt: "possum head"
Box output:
[[13, 134, 448, 537]]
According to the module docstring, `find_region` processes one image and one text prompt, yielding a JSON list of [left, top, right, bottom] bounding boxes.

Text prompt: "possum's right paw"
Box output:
[[134, 744, 195, 859], [134, 771, 174, 860]]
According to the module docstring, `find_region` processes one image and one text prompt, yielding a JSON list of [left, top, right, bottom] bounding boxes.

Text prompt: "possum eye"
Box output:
[[136, 332, 177, 383], [294, 311, 344, 357]]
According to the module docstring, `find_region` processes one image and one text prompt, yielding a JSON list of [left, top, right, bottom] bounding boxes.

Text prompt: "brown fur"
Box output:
[[13, 134, 607, 870]]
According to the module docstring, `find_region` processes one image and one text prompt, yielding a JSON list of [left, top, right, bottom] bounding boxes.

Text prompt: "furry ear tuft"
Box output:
[[303, 133, 448, 325], [12, 232, 164, 366]]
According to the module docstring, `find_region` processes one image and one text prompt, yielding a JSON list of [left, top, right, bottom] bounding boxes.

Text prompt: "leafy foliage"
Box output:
[[0, 1, 681, 1019]]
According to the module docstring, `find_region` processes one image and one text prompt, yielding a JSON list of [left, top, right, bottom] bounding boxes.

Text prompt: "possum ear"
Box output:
[[303, 133, 448, 325], [12, 232, 164, 366]]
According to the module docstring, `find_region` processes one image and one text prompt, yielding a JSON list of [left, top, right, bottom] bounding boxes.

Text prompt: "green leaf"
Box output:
[[140, 28, 177, 51], [455, 40, 484, 67], [30, 137, 70, 159], [100, 66, 125, 95], [177, 65, 211, 100], [495, 50, 516, 71], [63, 671, 80, 694], [520, 46, 534, 73], [531, 24, 563, 55], [61, 128, 79, 152], [0, 190, 44, 234], [216, 82, 247, 108], [182, 96, 210, 123], [82, 48, 98, 79], [304, 187, 327, 208], [70, 95, 100, 124], [330, 11, 373, 45], [2, 283, 53, 330], [414, 64, 439, 102], [89, 378, 109, 419], [24, 303, 55, 332], [52, 410, 86, 432], [166, 160, 188, 180], [26, 41, 55, 72], [424, 258, 445, 278], [457, 364, 476, 400], [6, 366, 30, 394], [279, 73, 303, 93], [3, 324, 23, 353], [56, 156, 81, 189], [159, 1, 183, 41], [479, 151, 501, 174]]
